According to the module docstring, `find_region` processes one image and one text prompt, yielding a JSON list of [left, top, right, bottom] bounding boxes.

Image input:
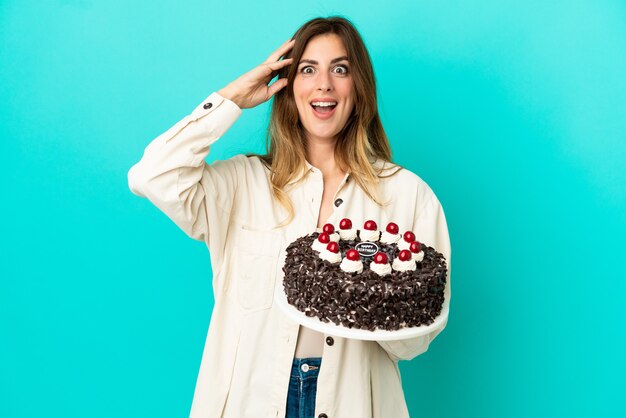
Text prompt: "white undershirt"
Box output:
[[294, 325, 325, 358]]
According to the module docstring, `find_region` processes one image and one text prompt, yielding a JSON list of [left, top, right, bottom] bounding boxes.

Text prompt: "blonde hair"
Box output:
[[247, 16, 403, 227]]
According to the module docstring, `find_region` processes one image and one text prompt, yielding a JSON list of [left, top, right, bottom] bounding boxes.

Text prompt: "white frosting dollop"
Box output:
[[339, 228, 357, 240], [392, 257, 416, 272], [380, 231, 401, 244], [359, 229, 380, 241], [398, 239, 412, 250], [329, 232, 340, 242], [340, 257, 364, 273], [371, 261, 391, 276], [412, 250, 424, 262], [312, 238, 328, 253], [320, 249, 341, 263]]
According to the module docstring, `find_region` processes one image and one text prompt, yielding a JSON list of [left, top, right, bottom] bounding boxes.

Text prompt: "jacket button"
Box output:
[[334, 198, 343, 207], [203, 102, 213, 109], [318, 414, 328, 418], [326, 336, 334, 346]]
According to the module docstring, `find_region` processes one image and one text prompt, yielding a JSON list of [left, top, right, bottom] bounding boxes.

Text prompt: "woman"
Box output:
[[128, 16, 451, 418]]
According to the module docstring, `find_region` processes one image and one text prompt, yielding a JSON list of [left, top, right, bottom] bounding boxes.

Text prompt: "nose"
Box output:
[[316, 71, 333, 91]]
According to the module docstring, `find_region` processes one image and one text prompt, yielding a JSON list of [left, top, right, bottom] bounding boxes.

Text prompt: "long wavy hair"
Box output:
[[247, 16, 403, 227]]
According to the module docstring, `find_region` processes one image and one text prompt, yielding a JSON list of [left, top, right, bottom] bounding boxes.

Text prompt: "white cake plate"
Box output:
[[274, 281, 449, 341]]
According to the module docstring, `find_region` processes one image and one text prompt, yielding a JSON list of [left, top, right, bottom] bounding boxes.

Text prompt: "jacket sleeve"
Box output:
[[127, 92, 243, 270], [377, 192, 452, 362]]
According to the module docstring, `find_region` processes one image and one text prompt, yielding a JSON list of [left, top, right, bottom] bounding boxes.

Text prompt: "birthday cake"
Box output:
[[282, 219, 448, 331]]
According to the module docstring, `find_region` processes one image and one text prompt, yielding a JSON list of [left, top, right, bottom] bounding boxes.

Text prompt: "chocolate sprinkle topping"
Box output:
[[282, 232, 448, 331]]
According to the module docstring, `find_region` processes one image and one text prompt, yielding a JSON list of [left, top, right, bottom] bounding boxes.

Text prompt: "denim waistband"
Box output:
[[291, 357, 322, 379]]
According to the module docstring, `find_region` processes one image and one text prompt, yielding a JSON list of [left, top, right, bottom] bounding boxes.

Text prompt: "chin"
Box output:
[[305, 122, 343, 139], [308, 129, 340, 140]]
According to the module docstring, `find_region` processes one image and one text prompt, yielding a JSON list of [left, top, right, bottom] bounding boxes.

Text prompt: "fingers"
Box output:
[[267, 77, 289, 98], [264, 38, 296, 64], [256, 56, 293, 81], [267, 57, 293, 72]]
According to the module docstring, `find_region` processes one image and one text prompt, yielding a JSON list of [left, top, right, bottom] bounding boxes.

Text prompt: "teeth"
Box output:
[[311, 102, 337, 107]]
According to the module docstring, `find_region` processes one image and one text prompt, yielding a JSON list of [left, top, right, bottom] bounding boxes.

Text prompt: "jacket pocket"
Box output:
[[235, 225, 281, 313]]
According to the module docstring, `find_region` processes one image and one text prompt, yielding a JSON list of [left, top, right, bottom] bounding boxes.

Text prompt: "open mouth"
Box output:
[[310, 101, 338, 116]]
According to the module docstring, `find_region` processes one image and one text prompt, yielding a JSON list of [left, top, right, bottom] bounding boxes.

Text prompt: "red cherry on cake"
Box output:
[[403, 231, 416, 242], [373, 252, 388, 264], [398, 250, 412, 261], [386, 222, 399, 234], [318, 232, 330, 244], [364, 220, 378, 231], [346, 249, 360, 261], [410, 241, 422, 253], [339, 218, 352, 230], [323, 223, 335, 234], [326, 241, 339, 253]]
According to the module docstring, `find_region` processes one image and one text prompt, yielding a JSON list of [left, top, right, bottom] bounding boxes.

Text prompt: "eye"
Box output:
[[299, 65, 350, 75], [334, 65, 349, 74]]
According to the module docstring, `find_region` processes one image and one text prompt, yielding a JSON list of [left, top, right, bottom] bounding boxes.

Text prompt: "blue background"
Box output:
[[2, 1, 625, 417]]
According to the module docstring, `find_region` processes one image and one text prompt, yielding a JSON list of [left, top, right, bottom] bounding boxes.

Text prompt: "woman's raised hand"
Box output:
[[217, 39, 296, 109]]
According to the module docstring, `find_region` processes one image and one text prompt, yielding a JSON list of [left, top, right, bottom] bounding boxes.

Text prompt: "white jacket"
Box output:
[[128, 91, 452, 418]]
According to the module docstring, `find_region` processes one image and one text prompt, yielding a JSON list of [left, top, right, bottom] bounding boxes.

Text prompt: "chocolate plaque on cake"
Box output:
[[355, 241, 378, 258]]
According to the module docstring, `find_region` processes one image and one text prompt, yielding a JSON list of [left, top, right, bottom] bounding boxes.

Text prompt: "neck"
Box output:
[[306, 136, 344, 178]]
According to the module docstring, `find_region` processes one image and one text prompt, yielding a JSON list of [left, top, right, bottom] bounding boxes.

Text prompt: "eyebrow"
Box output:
[[298, 56, 349, 65]]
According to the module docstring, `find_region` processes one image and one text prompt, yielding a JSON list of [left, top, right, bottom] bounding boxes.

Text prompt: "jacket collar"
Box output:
[[285, 157, 389, 186], [286, 159, 315, 186]]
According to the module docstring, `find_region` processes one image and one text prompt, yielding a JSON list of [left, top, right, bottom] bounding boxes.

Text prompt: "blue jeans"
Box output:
[[285, 357, 322, 418]]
